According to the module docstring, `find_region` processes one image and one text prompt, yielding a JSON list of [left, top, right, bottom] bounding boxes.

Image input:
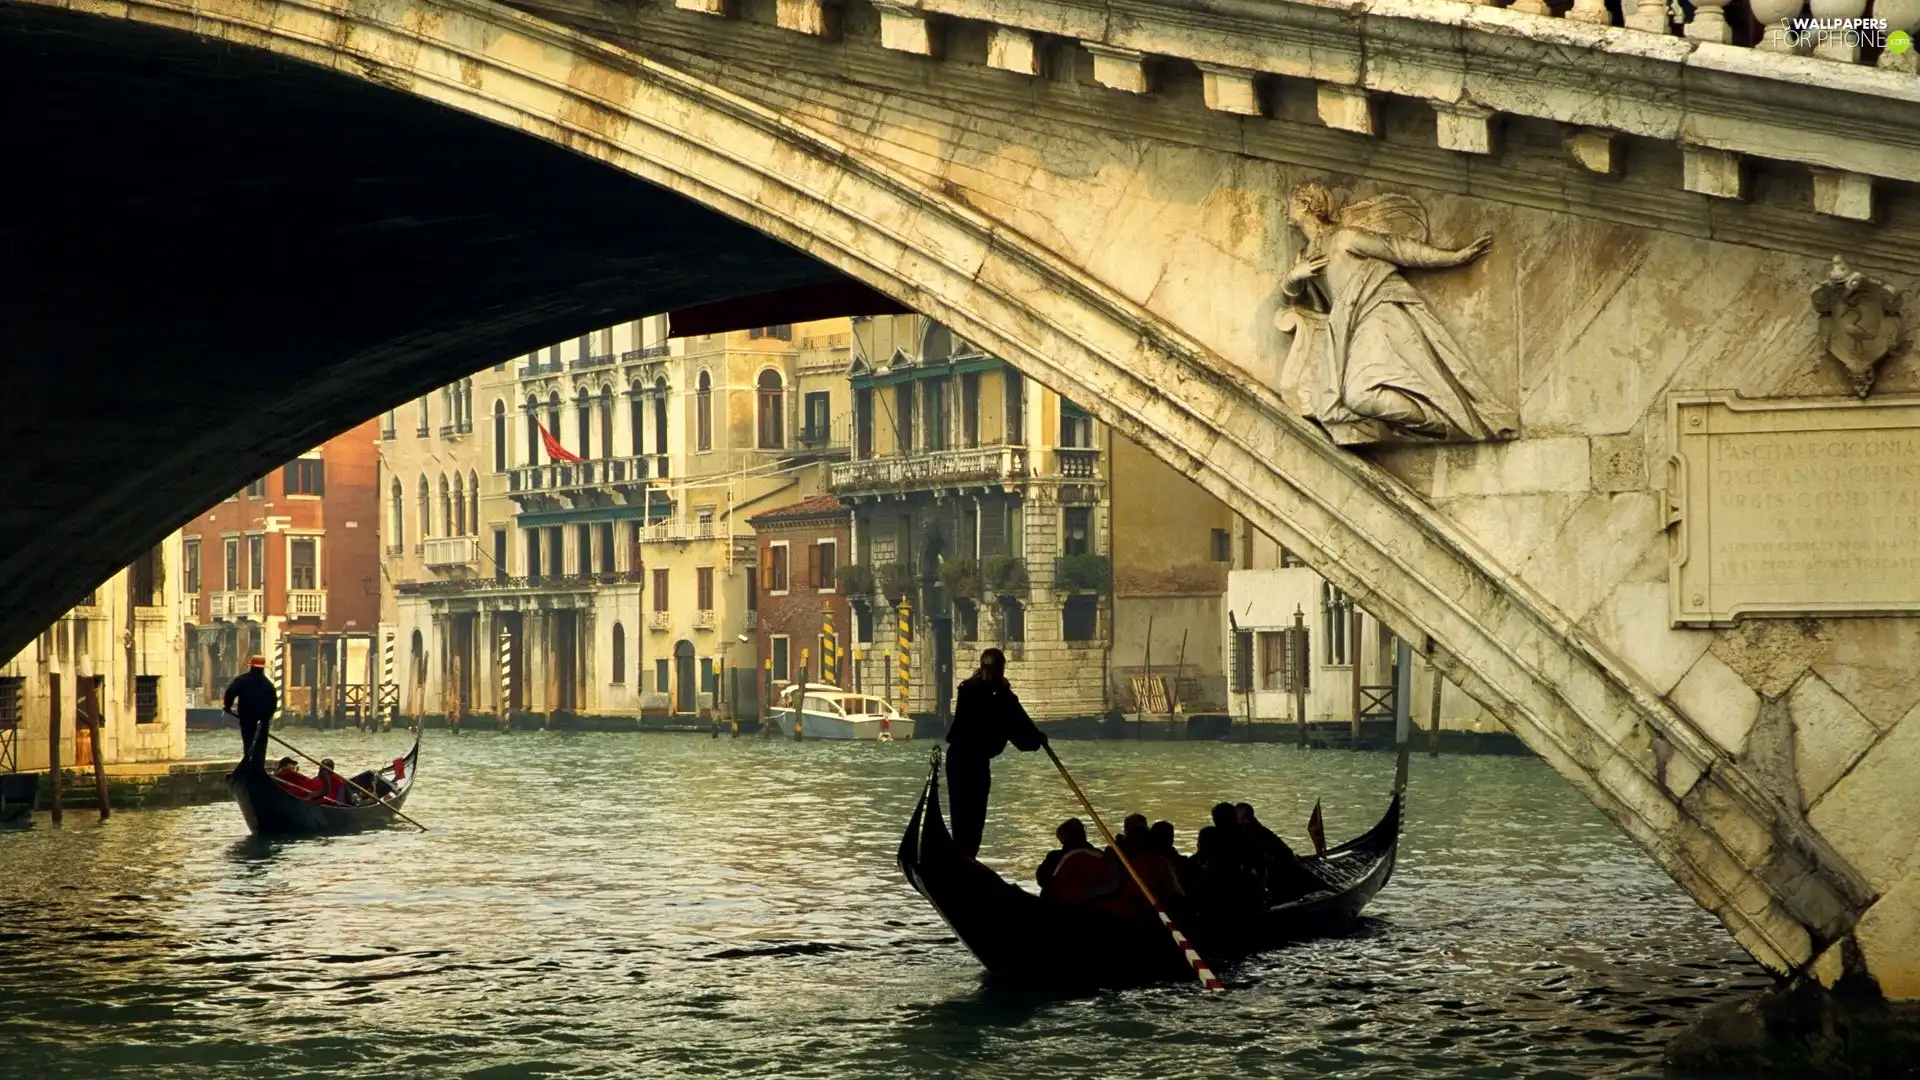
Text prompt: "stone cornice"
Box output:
[[897, 0, 1920, 183]]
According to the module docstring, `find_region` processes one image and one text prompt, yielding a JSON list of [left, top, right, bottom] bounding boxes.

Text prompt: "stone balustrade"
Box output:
[[829, 445, 1029, 493], [645, 0, 1920, 222]]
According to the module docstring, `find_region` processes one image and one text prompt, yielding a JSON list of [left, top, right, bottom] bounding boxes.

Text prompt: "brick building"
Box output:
[[748, 494, 853, 697], [180, 418, 382, 716]]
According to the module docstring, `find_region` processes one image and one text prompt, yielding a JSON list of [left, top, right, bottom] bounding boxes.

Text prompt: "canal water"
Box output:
[[0, 732, 1765, 1079]]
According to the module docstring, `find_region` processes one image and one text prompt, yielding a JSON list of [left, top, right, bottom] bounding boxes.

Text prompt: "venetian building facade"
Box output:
[[830, 315, 1232, 723], [391, 316, 846, 722], [180, 424, 382, 719], [0, 535, 187, 772]]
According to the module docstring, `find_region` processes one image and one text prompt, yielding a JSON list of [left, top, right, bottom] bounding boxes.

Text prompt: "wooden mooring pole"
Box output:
[[1427, 637, 1444, 758], [81, 664, 109, 820], [48, 672, 63, 824], [1348, 606, 1363, 751], [1292, 605, 1308, 748]]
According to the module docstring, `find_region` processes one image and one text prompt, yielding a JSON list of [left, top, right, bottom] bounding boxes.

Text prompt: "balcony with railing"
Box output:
[[829, 445, 1029, 494], [518, 358, 564, 377], [288, 589, 327, 619], [1054, 447, 1100, 479], [210, 589, 264, 620], [571, 353, 616, 371], [622, 344, 671, 363], [424, 535, 479, 568], [439, 420, 474, 439], [394, 572, 638, 597], [648, 610, 671, 630], [509, 456, 652, 497], [694, 609, 717, 630], [744, 611, 758, 630], [638, 519, 726, 544]]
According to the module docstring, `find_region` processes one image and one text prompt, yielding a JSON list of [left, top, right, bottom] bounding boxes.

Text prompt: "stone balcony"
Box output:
[[287, 589, 326, 619], [424, 535, 479, 569], [1054, 447, 1100, 479], [508, 456, 656, 504], [829, 445, 1029, 495], [209, 589, 263, 620]]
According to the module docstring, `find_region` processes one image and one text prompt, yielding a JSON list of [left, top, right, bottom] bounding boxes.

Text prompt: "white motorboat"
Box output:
[[769, 684, 916, 741]]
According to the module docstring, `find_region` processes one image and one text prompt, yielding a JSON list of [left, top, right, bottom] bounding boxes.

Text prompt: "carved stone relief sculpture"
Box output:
[[1275, 183, 1517, 445], [1811, 255, 1903, 398]]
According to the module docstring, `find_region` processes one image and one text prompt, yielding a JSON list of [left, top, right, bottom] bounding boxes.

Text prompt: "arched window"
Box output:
[[756, 369, 785, 449], [389, 480, 404, 548], [652, 377, 669, 463], [923, 322, 954, 364], [695, 371, 713, 452], [598, 385, 614, 460], [493, 399, 508, 472], [417, 476, 432, 540], [576, 387, 593, 460], [547, 391, 563, 455], [438, 474, 452, 538], [441, 384, 456, 432], [611, 623, 626, 684], [461, 378, 474, 429], [525, 395, 541, 466], [410, 629, 425, 687], [452, 474, 466, 536], [629, 382, 645, 458], [469, 471, 480, 536]]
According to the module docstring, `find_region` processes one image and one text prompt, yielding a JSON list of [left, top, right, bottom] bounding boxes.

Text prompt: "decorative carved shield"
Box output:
[[1811, 256, 1903, 398]]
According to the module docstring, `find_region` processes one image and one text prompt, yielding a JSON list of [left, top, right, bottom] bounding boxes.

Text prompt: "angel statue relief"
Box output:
[[1276, 183, 1517, 444]]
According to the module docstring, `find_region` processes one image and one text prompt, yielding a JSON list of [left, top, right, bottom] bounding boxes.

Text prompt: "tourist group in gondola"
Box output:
[[217, 643, 1400, 989]]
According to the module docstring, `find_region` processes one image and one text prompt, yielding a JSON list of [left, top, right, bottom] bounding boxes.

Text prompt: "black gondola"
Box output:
[[898, 750, 1401, 986], [229, 737, 420, 838]]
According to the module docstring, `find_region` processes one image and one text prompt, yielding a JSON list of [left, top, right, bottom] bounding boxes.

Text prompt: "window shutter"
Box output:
[[1231, 630, 1253, 693]]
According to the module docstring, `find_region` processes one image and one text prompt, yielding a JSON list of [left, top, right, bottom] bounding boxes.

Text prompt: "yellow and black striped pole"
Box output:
[[896, 596, 912, 720], [821, 604, 837, 687]]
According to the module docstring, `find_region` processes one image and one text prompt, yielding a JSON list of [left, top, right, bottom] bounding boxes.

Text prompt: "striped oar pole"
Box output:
[[1042, 743, 1225, 992], [896, 596, 912, 721]]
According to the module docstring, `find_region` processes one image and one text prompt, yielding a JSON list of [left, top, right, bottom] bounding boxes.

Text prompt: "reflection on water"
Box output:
[[0, 732, 1765, 1079]]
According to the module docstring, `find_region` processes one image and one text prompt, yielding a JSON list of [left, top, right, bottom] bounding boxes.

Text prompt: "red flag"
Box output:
[[536, 419, 583, 464], [1307, 799, 1327, 857]]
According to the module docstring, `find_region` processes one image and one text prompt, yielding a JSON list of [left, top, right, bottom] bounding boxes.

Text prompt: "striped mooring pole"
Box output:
[[896, 596, 912, 721], [271, 634, 286, 720], [382, 631, 396, 730], [820, 604, 837, 687], [499, 626, 513, 729]]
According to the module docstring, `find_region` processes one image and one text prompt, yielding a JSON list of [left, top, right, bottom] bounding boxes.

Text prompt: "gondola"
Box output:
[[229, 736, 420, 838], [898, 750, 1401, 987]]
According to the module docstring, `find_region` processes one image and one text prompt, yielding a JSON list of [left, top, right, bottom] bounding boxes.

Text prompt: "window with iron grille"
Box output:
[[1231, 630, 1253, 693], [135, 676, 160, 724], [0, 677, 21, 730], [1063, 596, 1098, 642]]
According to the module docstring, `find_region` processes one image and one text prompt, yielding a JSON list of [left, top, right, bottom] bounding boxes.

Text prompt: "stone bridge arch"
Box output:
[[3, 0, 1902, 994]]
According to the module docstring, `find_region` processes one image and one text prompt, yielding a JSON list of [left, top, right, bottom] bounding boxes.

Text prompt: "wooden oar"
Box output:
[[267, 732, 427, 832], [1040, 743, 1224, 992]]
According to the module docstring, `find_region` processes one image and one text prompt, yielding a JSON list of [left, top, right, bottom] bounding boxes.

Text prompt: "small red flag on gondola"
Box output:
[[536, 419, 583, 464], [1307, 799, 1327, 857]]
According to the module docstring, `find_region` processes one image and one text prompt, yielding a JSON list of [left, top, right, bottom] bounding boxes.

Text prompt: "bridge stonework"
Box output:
[[7, 0, 1920, 1000]]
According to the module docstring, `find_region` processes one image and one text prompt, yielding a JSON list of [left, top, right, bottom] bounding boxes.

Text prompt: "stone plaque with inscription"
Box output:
[[1668, 393, 1920, 626]]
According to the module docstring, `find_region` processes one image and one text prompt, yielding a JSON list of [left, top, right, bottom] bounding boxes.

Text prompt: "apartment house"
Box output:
[[181, 423, 381, 717], [1, 535, 187, 773]]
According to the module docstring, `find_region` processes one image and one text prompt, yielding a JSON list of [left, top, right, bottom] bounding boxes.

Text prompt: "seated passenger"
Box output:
[[1237, 802, 1322, 902], [1118, 813, 1151, 854], [1036, 818, 1097, 900], [273, 757, 322, 797], [348, 769, 393, 800], [1051, 841, 1121, 905], [316, 758, 348, 805], [1191, 825, 1262, 912]]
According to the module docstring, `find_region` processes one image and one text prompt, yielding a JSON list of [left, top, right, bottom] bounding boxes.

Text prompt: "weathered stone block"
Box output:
[[875, 4, 936, 55], [1517, 491, 1663, 625], [775, 0, 832, 36], [1083, 44, 1150, 94], [1712, 619, 1832, 701], [1671, 651, 1762, 756], [1809, 708, 1918, 893], [1586, 580, 1713, 695], [1811, 169, 1875, 221], [1564, 127, 1619, 175], [1813, 620, 1920, 731], [1434, 102, 1495, 154], [1854, 869, 1920, 999], [1197, 63, 1261, 116], [1789, 672, 1879, 811], [1433, 437, 1592, 498], [674, 0, 729, 15], [1589, 432, 1644, 493], [1683, 147, 1745, 200], [1316, 84, 1374, 135], [985, 25, 1041, 76]]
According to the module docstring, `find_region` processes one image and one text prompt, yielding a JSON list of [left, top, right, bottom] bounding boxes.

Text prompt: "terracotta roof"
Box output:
[[747, 492, 850, 526]]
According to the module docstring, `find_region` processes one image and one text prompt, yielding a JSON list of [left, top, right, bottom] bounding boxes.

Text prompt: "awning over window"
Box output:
[[667, 281, 912, 338]]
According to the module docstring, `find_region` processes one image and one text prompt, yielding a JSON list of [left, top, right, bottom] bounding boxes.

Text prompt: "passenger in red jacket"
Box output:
[[316, 759, 348, 804]]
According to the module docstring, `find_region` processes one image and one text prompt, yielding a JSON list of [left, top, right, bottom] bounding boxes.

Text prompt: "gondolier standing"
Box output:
[[945, 648, 1046, 859], [224, 655, 278, 771]]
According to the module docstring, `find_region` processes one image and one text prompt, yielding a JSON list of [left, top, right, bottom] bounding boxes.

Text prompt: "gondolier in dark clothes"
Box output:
[[945, 647, 1046, 859], [223, 655, 277, 771]]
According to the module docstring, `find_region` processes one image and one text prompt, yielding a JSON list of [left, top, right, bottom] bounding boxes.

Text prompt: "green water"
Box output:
[[0, 731, 1765, 1078]]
